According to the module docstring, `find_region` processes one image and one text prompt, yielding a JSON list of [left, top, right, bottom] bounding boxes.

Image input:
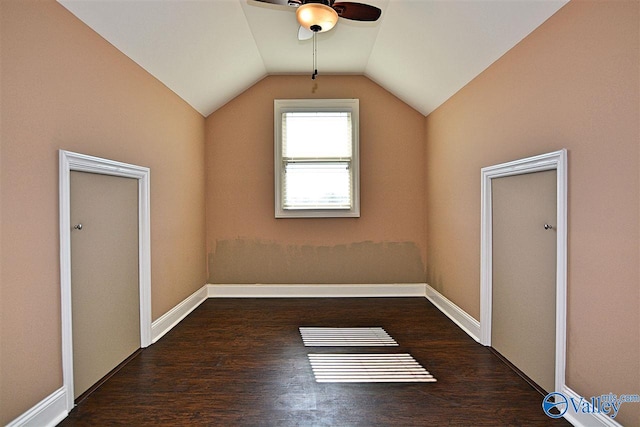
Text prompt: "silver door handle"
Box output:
[[544, 224, 553, 230], [73, 224, 83, 230]]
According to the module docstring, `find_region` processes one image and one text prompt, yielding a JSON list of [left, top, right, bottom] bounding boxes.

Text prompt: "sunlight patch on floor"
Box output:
[[299, 327, 398, 347], [307, 353, 437, 383]]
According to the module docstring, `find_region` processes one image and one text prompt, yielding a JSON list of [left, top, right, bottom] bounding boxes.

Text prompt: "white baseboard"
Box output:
[[206, 283, 427, 298], [425, 284, 480, 342], [561, 386, 624, 427], [6, 387, 67, 427], [151, 284, 208, 343]]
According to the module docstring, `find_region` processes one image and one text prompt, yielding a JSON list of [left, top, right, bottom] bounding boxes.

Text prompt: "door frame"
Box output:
[[59, 150, 151, 411], [479, 149, 567, 393]]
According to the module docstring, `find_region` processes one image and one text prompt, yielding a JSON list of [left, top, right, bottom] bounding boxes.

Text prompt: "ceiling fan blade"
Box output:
[[298, 25, 314, 41], [332, 2, 381, 21]]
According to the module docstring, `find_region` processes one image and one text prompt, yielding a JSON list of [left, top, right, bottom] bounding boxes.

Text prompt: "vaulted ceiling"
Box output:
[[57, 0, 567, 117]]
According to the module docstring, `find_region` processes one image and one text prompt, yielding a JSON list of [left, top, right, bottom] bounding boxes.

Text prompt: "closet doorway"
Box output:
[[59, 150, 151, 410], [479, 149, 567, 394]]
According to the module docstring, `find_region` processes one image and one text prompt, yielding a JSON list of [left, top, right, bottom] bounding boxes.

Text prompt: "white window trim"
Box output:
[[274, 98, 360, 218]]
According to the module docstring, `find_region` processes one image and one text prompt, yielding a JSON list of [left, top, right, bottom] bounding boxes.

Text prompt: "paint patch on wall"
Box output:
[[208, 239, 425, 284]]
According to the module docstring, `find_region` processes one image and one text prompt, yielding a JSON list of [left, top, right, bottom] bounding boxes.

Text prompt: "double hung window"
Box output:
[[274, 99, 360, 218]]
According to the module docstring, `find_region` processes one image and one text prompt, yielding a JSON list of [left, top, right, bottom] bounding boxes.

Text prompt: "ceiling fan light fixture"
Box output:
[[296, 3, 338, 33]]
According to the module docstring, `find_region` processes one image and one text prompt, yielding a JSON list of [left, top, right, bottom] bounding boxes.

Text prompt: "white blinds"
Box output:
[[283, 163, 351, 209], [281, 111, 353, 210], [282, 112, 352, 159]]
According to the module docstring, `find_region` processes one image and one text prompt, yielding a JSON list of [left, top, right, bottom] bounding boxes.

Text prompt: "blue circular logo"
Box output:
[[542, 392, 568, 418]]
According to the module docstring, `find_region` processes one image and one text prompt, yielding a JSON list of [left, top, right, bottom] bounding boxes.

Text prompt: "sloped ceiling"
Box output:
[[57, 0, 567, 117]]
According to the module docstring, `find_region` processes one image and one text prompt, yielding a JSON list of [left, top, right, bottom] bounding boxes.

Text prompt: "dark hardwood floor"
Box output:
[[59, 298, 569, 426]]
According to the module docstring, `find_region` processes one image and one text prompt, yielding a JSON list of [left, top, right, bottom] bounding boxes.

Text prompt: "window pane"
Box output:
[[283, 162, 351, 209], [283, 112, 351, 158]]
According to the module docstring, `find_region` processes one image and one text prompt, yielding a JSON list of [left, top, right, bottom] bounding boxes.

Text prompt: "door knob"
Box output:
[[544, 224, 553, 230], [73, 224, 83, 230]]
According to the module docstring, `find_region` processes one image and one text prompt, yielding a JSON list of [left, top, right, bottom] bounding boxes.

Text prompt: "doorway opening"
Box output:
[[59, 150, 151, 412], [479, 149, 567, 394]]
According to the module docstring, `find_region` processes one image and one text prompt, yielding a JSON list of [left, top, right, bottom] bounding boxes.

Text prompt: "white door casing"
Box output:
[[480, 149, 567, 394], [59, 150, 151, 411]]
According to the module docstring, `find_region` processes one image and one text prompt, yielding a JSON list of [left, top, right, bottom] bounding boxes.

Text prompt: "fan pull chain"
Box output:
[[312, 30, 318, 80]]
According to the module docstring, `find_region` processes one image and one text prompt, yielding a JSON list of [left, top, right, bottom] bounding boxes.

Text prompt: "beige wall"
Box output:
[[425, 1, 639, 425], [205, 75, 427, 284], [0, 1, 207, 423]]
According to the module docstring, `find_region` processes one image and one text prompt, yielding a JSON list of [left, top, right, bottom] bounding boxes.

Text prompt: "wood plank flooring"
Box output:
[[59, 298, 569, 426]]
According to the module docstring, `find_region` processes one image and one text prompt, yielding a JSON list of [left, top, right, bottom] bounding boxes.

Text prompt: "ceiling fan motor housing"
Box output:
[[287, 0, 333, 6], [304, 0, 333, 5]]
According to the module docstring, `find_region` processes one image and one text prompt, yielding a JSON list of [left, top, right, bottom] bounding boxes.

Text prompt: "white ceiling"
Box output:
[[57, 0, 567, 117]]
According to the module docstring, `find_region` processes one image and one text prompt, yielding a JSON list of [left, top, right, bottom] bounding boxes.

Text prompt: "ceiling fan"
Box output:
[[253, 0, 382, 40], [253, 0, 382, 79]]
